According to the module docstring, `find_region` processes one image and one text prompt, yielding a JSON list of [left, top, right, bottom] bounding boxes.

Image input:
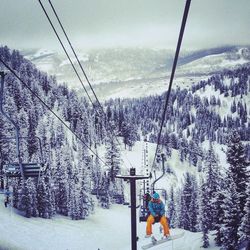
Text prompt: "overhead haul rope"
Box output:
[[47, 0, 103, 116], [151, 0, 191, 172], [37, 0, 95, 107], [38, 0, 134, 169], [0, 58, 107, 167]]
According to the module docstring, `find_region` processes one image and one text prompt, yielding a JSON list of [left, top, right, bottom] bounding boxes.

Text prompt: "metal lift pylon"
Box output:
[[116, 168, 149, 250]]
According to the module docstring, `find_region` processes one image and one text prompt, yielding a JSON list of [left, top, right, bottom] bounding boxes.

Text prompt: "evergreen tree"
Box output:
[[168, 186, 177, 228], [200, 182, 210, 248], [27, 109, 38, 160], [204, 144, 220, 229], [37, 176, 54, 218], [189, 177, 198, 232], [98, 172, 110, 209], [68, 177, 81, 220], [54, 148, 69, 216], [92, 154, 102, 193], [105, 135, 121, 183], [179, 173, 198, 231], [12, 179, 20, 209], [19, 178, 38, 218], [226, 131, 248, 218], [238, 181, 250, 243], [221, 174, 239, 250], [214, 186, 226, 246], [77, 149, 92, 219], [121, 121, 138, 150]]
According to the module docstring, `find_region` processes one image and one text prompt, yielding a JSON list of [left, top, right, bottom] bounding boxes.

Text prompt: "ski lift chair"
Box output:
[[2, 136, 44, 179], [0, 73, 44, 180]]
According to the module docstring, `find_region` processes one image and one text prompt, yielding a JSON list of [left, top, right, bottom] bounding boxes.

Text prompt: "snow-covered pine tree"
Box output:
[[27, 109, 39, 160], [92, 154, 102, 193], [105, 135, 121, 182], [238, 181, 250, 244], [189, 176, 199, 232], [226, 131, 248, 219], [0, 116, 9, 189], [121, 121, 138, 150], [37, 176, 54, 218], [178, 138, 188, 162], [45, 176, 56, 218], [11, 179, 19, 209], [214, 182, 226, 246], [168, 186, 177, 228], [221, 173, 239, 250], [68, 176, 81, 220], [174, 188, 182, 228], [105, 134, 124, 203], [204, 143, 221, 230], [78, 182, 91, 219], [200, 181, 210, 248], [188, 140, 199, 167], [19, 178, 38, 218], [77, 147, 92, 219], [30, 179, 39, 217], [98, 172, 110, 209], [179, 173, 198, 231], [54, 148, 69, 216]]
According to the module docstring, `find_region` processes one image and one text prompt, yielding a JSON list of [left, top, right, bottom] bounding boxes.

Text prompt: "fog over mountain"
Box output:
[[22, 46, 250, 100], [1, 0, 250, 50]]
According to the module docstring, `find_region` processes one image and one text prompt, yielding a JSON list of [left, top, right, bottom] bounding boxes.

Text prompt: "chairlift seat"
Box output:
[[3, 163, 41, 178], [91, 189, 108, 196], [23, 163, 41, 177], [3, 163, 21, 177], [139, 207, 149, 222]]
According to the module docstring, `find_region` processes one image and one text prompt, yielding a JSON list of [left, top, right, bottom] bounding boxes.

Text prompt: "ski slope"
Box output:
[[0, 140, 222, 250], [0, 193, 220, 250]]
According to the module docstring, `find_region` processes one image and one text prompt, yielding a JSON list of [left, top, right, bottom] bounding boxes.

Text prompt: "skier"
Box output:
[[146, 192, 170, 238], [4, 196, 8, 208]]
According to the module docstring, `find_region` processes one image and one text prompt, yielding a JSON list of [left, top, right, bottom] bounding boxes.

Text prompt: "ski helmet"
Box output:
[[152, 192, 160, 199]]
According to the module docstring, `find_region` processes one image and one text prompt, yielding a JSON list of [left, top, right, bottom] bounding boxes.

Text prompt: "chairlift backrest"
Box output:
[[3, 163, 41, 178], [3, 163, 21, 177], [23, 163, 41, 178]]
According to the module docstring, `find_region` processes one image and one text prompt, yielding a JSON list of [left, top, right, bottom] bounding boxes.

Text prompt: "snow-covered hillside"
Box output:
[[22, 46, 250, 100], [0, 140, 221, 250], [178, 48, 249, 75], [0, 45, 249, 250], [0, 193, 219, 250], [0, 137, 227, 250]]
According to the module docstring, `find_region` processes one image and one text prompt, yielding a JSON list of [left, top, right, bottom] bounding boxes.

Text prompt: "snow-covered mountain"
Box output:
[[22, 46, 250, 100], [0, 139, 221, 250], [1, 45, 249, 250], [178, 47, 250, 75]]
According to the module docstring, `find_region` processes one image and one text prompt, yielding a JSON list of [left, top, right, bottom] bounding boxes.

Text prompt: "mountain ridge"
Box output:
[[21, 45, 250, 100]]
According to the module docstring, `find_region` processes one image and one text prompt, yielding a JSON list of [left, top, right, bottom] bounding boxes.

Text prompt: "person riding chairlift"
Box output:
[[146, 192, 170, 238]]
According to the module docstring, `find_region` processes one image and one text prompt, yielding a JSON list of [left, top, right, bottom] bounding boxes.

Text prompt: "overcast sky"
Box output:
[[0, 0, 250, 51]]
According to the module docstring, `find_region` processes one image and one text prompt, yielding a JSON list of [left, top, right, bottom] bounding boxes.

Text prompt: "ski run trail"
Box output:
[[0, 194, 219, 250], [0, 140, 221, 250]]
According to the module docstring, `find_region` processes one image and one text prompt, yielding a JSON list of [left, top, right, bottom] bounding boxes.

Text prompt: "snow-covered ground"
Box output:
[[0, 193, 219, 250], [0, 140, 222, 250]]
